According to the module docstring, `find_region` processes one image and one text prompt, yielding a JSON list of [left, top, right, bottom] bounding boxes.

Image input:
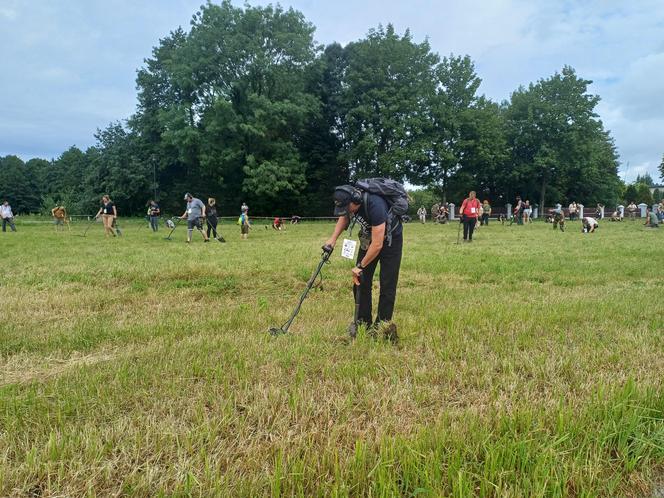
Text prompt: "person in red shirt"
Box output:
[[459, 190, 481, 242]]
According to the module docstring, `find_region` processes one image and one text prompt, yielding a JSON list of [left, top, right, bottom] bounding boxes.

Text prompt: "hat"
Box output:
[[184, 193, 191, 200], [333, 187, 354, 217]]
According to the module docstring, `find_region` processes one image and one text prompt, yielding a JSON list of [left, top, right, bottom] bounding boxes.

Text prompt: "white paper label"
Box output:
[[470, 207, 476, 214], [341, 239, 357, 260]]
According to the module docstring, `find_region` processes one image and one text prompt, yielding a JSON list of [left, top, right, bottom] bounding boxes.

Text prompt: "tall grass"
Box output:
[[0, 219, 662, 496]]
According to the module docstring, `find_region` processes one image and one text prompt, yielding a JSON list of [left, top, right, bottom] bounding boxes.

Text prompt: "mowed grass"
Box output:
[[0, 217, 663, 497]]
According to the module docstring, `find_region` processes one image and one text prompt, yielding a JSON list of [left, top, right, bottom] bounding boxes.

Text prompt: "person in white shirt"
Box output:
[[581, 216, 598, 233], [417, 206, 427, 224], [1, 200, 16, 232]]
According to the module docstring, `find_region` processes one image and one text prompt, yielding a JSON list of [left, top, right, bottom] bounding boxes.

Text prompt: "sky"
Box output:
[[1, 0, 663, 182]]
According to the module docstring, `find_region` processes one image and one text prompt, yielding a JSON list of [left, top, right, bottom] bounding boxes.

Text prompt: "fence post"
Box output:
[[506, 203, 512, 220], [638, 203, 647, 217], [599, 206, 605, 219], [618, 205, 624, 219], [533, 207, 539, 219], [578, 204, 584, 219], [449, 203, 455, 221]]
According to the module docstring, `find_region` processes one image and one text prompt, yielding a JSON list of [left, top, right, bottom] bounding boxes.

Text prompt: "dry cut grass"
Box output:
[[0, 219, 662, 496]]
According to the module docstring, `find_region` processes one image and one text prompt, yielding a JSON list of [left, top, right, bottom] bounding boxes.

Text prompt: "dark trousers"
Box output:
[[356, 234, 403, 325], [480, 213, 489, 225], [150, 216, 159, 231], [2, 217, 16, 232], [206, 217, 218, 238], [462, 216, 476, 240]]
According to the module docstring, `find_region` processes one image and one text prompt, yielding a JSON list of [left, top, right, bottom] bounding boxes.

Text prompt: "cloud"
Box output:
[[0, 0, 662, 183]]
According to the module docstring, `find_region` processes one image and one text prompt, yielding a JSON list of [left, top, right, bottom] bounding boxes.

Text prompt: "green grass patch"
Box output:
[[0, 219, 662, 496]]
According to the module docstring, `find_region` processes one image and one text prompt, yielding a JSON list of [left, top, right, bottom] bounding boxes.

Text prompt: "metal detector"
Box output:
[[164, 218, 181, 240], [75, 217, 97, 237], [268, 246, 332, 336], [348, 278, 362, 339], [206, 219, 226, 243]]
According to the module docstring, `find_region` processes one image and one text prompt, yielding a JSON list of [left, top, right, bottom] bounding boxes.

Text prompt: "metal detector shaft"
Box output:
[[279, 251, 330, 333]]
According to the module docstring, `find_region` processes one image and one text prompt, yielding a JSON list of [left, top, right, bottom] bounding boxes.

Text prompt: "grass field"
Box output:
[[1, 217, 663, 497]]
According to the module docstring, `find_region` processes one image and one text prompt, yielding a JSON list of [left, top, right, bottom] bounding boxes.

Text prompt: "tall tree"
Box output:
[[0, 155, 40, 213], [339, 25, 438, 180], [505, 66, 620, 210]]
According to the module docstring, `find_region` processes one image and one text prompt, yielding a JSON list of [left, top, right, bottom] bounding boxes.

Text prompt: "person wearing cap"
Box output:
[[323, 185, 402, 342], [551, 203, 565, 231], [180, 193, 209, 243]]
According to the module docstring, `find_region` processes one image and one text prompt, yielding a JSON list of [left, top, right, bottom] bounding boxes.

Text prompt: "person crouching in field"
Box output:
[[551, 203, 565, 231], [610, 207, 623, 221], [272, 216, 283, 231], [94, 195, 117, 237], [644, 208, 659, 228], [581, 216, 598, 233], [51, 205, 68, 231], [181, 193, 209, 243], [459, 191, 481, 242]]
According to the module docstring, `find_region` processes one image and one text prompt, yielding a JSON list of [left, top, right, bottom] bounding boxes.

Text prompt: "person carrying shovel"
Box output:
[[323, 183, 404, 343]]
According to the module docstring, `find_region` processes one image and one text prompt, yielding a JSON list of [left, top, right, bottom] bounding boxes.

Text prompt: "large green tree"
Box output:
[[339, 25, 438, 180], [505, 66, 620, 210]]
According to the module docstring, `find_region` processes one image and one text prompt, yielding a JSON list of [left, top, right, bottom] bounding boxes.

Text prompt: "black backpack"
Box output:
[[353, 178, 410, 245]]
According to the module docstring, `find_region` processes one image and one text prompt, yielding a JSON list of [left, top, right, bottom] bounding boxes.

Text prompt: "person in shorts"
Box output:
[[94, 195, 117, 237], [51, 205, 68, 231], [459, 191, 481, 242], [180, 193, 209, 243]]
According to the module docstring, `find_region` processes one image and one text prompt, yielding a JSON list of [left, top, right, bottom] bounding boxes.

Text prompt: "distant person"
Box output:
[[595, 203, 604, 219], [644, 208, 659, 228], [581, 216, 598, 233], [568, 201, 577, 221], [147, 200, 160, 232], [627, 201, 638, 220], [206, 198, 221, 240], [523, 200, 532, 224], [480, 200, 491, 225], [512, 196, 523, 225], [610, 207, 623, 222], [417, 206, 427, 224], [436, 204, 449, 224], [180, 193, 209, 243], [272, 216, 283, 231], [658, 201, 664, 222], [51, 205, 68, 231], [459, 190, 481, 242], [290, 215, 301, 224], [239, 204, 250, 240], [551, 203, 565, 231], [94, 195, 117, 237], [431, 202, 440, 221], [1, 200, 16, 232]]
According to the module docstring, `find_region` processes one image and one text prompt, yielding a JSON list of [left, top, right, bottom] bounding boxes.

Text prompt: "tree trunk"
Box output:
[[540, 179, 547, 214]]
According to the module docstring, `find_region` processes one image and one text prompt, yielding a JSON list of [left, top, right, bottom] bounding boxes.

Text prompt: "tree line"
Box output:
[[0, 1, 647, 217]]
